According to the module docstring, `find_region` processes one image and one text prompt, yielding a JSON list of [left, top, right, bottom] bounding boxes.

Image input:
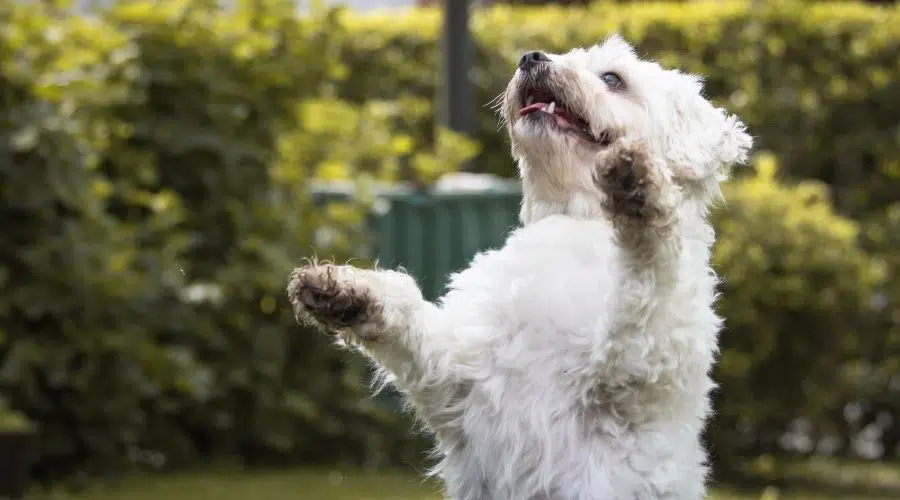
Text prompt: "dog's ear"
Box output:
[[666, 76, 753, 183]]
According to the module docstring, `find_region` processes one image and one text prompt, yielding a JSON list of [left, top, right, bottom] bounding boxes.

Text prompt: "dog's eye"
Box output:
[[600, 72, 624, 89]]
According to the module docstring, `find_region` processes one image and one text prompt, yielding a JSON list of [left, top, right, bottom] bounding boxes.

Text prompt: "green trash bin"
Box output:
[[310, 179, 523, 412], [310, 179, 524, 300]]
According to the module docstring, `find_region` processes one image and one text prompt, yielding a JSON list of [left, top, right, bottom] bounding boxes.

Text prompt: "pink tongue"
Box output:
[[519, 102, 548, 115], [520, 102, 574, 130]]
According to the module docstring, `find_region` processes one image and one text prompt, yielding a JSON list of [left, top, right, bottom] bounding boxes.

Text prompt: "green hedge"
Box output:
[[0, 0, 471, 485], [0, 0, 896, 487], [710, 154, 885, 469], [337, 1, 899, 215]]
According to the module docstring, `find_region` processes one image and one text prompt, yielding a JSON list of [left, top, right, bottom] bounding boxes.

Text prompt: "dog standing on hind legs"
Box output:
[[287, 35, 752, 500]]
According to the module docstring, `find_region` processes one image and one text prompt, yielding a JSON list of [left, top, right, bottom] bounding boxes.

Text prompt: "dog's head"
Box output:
[[502, 35, 752, 222]]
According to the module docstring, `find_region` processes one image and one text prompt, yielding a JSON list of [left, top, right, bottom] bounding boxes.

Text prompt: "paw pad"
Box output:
[[595, 143, 655, 220], [287, 266, 373, 329]]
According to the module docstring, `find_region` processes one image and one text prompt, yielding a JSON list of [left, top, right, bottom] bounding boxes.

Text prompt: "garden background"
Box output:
[[1, 0, 898, 498]]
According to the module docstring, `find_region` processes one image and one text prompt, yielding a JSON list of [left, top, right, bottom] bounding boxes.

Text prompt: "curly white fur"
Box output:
[[288, 35, 752, 500]]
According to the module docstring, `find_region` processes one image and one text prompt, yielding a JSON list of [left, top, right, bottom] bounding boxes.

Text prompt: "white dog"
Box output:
[[288, 35, 752, 500]]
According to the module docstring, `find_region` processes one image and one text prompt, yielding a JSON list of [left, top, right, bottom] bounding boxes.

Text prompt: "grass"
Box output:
[[23, 462, 900, 500], [27, 468, 442, 500]]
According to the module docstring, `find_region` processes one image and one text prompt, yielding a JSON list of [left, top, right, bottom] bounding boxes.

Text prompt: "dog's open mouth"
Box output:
[[519, 87, 612, 146]]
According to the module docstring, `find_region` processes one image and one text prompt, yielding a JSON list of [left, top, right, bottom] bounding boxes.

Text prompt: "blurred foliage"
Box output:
[[0, 0, 471, 487], [339, 1, 899, 218], [710, 153, 887, 471], [0, 0, 897, 489], [0, 395, 33, 431], [485, 0, 592, 5]]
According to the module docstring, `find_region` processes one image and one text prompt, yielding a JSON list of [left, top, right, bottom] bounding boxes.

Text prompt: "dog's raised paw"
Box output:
[[287, 265, 375, 330], [594, 141, 662, 222]]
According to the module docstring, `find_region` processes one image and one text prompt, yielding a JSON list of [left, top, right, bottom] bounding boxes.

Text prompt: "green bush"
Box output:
[[0, 0, 471, 485], [709, 154, 885, 469], [1, 0, 896, 487], [855, 204, 900, 460], [336, 1, 899, 214]]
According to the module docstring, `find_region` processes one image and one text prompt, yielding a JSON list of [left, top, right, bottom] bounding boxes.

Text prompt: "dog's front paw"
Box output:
[[287, 264, 382, 339], [593, 139, 671, 225]]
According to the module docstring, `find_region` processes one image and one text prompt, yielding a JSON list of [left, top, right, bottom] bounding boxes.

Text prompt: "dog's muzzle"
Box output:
[[515, 70, 611, 146]]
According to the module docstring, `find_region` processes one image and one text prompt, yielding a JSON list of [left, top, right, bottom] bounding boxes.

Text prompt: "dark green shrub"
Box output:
[[337, 1, 900, 218], [0, 0, 472, 485], [1, 0, 895, 486], [709, 154, 885, 470]]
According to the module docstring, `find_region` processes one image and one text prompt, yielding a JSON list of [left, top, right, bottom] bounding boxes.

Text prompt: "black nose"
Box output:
[[518, 50, 551, 70]]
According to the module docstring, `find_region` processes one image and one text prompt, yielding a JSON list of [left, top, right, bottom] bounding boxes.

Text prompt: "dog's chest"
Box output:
[[436, 375, 581, 498], [435, 371, 707, 500], [433, 357, 647, 499], [430, 304, 716, 500]]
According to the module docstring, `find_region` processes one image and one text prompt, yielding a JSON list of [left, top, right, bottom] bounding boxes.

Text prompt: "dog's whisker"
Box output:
[[485, 91, 506, 110]]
